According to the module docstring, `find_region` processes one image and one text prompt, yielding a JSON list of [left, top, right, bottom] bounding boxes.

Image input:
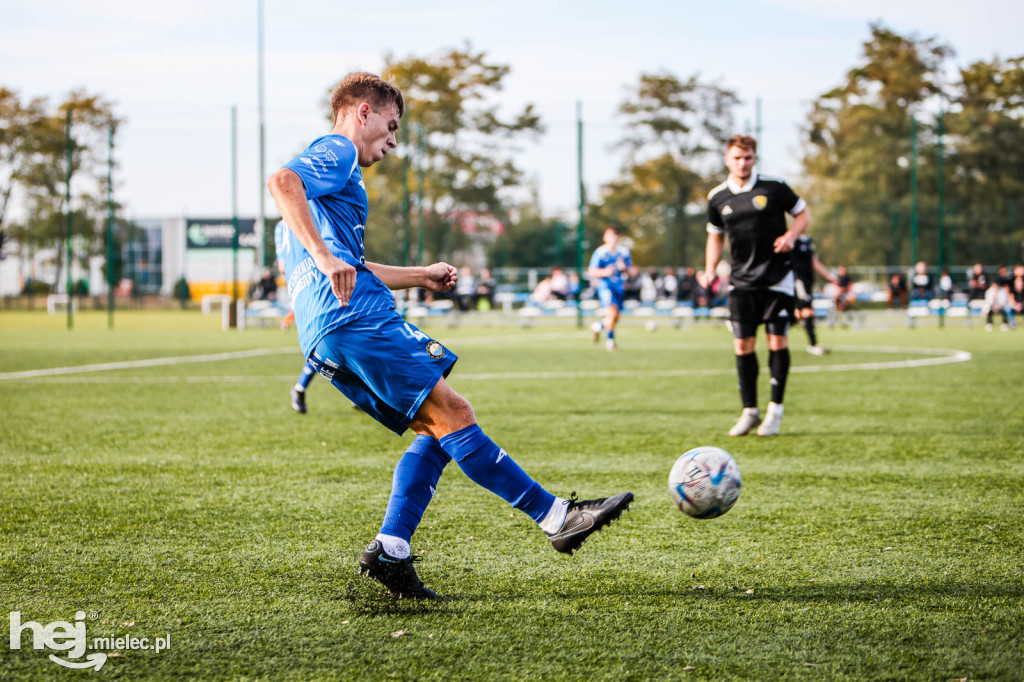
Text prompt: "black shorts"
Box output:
[[729, 288, 794, 338]]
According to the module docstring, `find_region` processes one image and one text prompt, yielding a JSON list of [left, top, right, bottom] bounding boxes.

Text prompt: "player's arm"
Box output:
[[700, 232, 724, 289], [365, 261, 457, 293], [773, 207, 810, 253], [267, 168, 356, 305], [812, 255, 838, 284]]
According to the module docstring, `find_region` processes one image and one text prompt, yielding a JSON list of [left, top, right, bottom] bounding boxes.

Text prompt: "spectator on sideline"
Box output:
[[549, 266, 570, 301], [454, 266, 477, 312], [982, 278, 1012, 331], [888, 272, 907, 309], [475, 267, 496, 310], [968, 263, 989, 300], [939, 268, 954, 302], [833, 265, 854, 313], [910, 261, 932, 301], [658, 267, 679, 301]]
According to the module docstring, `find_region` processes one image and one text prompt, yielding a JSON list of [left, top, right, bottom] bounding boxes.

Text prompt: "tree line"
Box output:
[[2, 23, 1021, 294]]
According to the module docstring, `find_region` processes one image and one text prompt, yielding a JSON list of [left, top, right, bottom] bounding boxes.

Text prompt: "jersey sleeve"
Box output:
[[706, 200, 724, 235], [283, 137, 359, 200], [588, 249, 603, 270], [777, 181, 806, 216]]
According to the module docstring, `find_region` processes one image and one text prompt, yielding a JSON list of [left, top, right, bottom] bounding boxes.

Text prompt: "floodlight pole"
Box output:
[[256, 0, 267, 268], [937, 101, 945, 272], [910, 115, 919, 266], [65, 108, 73, 330], [231, 105, 240, 329], [415, 124, 425, 265], [107, 124, 115, 329], [576, 101, 585, 330]]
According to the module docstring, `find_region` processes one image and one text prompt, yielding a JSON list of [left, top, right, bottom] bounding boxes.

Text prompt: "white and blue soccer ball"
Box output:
[[668, 446, 741, 519]]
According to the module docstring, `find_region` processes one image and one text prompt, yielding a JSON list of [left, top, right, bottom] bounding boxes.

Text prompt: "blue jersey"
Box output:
[[589, 244, 633, 293], [278, 134, 396, 357]]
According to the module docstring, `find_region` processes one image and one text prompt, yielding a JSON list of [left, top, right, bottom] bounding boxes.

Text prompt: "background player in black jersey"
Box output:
[[700, 135, 811, 436], [791, 234, 839, 355]]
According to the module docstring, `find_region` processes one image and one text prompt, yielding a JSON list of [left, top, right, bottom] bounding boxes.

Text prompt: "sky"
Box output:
[[2, 0, 1021, 223]]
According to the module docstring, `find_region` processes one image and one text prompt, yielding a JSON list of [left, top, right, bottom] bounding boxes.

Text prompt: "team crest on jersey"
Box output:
[[425, 340, 446, 359], [752, 195, 768, 210], [722, 205, 733, 216]]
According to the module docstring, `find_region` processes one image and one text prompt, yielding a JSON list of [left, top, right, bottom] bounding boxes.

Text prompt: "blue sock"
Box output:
[[379, 435, 451, 542], [297, 361, 316, 389], [607, 330, 615, 341], [439, 425, 555, 523]]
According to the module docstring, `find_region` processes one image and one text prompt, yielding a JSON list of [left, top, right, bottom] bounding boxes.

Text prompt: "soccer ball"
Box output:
[[668, 446, 741, 519]]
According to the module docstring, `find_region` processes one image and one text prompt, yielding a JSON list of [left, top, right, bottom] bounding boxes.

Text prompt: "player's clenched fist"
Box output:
[[424, 262, 457, 292]]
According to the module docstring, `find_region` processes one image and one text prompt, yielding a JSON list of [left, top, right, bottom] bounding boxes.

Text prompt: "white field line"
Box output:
[[0, 348, 294, 380], [0, 342, 971, 383]]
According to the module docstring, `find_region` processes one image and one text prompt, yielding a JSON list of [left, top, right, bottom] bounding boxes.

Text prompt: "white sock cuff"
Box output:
[[375, 533, 411, 559], [538, 497, 569, 535]]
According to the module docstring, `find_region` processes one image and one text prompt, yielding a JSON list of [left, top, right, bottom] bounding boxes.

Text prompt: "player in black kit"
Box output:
[[700, 135, 811, 436], [791, 234, 838, 355]]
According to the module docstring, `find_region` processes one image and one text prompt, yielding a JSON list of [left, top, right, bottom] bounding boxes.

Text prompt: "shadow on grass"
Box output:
[[435, 579, 1024, 605]]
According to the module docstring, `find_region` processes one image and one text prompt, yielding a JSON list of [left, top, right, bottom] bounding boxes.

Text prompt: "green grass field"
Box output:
[[1, 310, 1022, 680]]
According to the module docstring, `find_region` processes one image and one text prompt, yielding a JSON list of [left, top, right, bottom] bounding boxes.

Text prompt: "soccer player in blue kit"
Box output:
[[587, 226, 636, 351], [268, 72, 632, 599]]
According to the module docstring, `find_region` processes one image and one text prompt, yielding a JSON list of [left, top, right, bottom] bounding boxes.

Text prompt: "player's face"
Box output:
[[603, 228, 618, 247], [357, 102, 401, 167], [725, 145, 756, 182]]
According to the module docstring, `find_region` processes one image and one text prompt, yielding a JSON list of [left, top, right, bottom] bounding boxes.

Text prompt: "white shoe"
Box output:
[[729, 408, 761, 437], [757, 402, 784, 437], [605, 339, 618, 352], [985, 324, 993, 332], [591, 322, 602, 343], [807, 345, 825, 356]]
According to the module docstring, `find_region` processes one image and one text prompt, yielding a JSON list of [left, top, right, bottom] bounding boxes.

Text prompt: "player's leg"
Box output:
[[290, 360, 316, 414], [591, 287, 612, 343], [604, 303, 621, 351], [411, 377, 632, 554], [728, 289, 762, 436], [757, 291, 795, 437]]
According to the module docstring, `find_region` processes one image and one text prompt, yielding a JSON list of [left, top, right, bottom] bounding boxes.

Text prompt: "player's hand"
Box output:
[[698, 270, 715, 289], [423, 262, 457, 292], [773, 231, 797, 253], [316, 253, 356, 305]]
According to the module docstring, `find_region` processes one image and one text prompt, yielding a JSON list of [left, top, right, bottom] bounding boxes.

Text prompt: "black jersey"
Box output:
[[791, 234, 816, 287], [707, 173, 805, 290]]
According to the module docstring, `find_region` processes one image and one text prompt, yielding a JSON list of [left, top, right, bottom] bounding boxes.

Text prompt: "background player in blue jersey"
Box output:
[[701, 135, 811, 437], [267, 72, 632, 599], [274, 221, 317, 413], [587, 226, 636, 351]]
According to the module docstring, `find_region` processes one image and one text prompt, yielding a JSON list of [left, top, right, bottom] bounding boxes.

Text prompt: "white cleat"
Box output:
[[807, 345, 825, 356], [729, 408, 761, 437], [605, 339, 618, 352], [757, 402, 784, 437], [591, 322, 602, 343]]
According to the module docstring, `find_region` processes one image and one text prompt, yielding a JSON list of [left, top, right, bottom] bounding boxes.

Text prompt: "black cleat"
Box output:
[[290, 387, 307, 414], [358, 540, 438, 599], [547, 491, 634, 555]]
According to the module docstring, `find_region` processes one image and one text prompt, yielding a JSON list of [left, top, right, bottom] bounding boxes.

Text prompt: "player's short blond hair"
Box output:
[[331, 73, 404, 121], [725, 134, 757, 153]]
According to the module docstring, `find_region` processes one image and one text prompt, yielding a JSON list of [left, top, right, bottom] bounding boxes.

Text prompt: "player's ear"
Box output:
[[357, 102, 371, 126]]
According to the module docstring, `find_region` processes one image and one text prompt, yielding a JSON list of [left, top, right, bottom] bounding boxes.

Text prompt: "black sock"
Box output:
[[769, 348, 790, 404], [735, 352, 759, 408], [804, 317, 818, 346]]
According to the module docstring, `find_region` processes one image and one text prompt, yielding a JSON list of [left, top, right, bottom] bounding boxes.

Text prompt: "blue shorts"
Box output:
[[306, 310, 457, 436], [597, 286, 625, 309]]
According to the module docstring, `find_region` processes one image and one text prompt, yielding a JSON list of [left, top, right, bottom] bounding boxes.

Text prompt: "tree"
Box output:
[[800, 23, 953, 264], [593, 71, 738, 266], [324, 44, 544, 266], [945, 56, 1024, 263], [1, 88, 121, 289]]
